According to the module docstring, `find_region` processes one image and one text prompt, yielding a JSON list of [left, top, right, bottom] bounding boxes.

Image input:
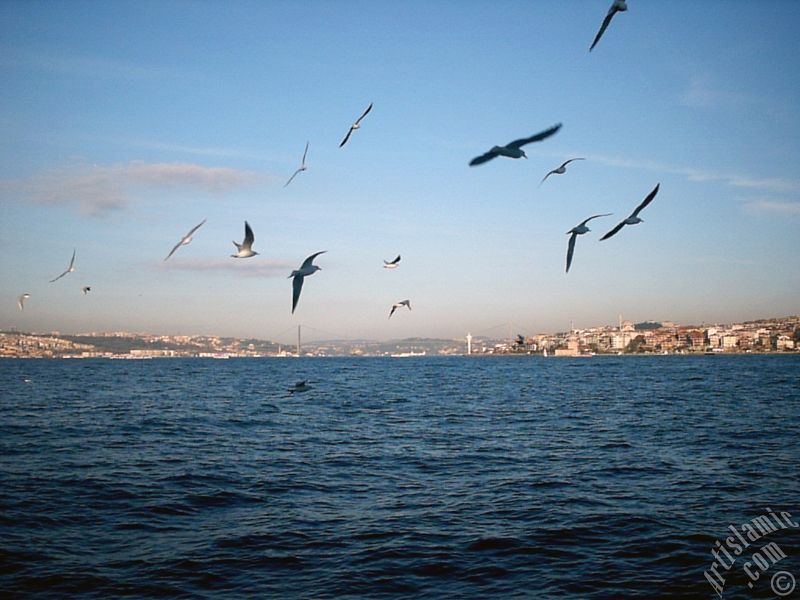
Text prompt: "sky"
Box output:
[[1, 0, 799, 344]]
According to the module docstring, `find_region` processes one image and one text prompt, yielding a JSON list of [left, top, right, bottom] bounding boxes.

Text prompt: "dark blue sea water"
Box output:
[[1, 355, 799, 599]]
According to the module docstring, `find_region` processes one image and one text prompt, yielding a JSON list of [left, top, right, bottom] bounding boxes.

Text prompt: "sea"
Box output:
[[1, 355, 798, 599]]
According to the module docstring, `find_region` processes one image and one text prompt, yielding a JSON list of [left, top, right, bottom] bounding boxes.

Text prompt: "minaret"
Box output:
[[466, 333, 473, 355]]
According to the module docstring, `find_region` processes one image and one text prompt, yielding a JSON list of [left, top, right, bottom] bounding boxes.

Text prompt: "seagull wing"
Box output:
[[388, 255, 401, 265], [540, 169, 557, 185], [50, 269, 69, 283], [301, 141, 309, 167], [292, 275, 304, 314], [300, 250, 327, 270], [355, 102, 373, 125], [186, 219, 206, 238], [590, 5, 619, 51], [631, 183, 660, 218], [403, 300, 411, 310], [243, 221, 255, 248], [599, 220, 627, 241], [67, 249, 76, 270], [563, 157, 585, 167], [579, 213, 613, 227], [469, 149, 499, 166], [566, 232, 578, 273], [508, 123, 563, 149], [284, 168, 301, 187], [389, 304, 398, 319], [339, 126, 354, 148], [164, 239, 184, 261]]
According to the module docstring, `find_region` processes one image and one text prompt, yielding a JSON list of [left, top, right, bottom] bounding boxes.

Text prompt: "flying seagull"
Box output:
[[82, 286, 91, 295], [17, 293, 30, 311], [231, 221, 259, 258], [541, 158, 585, 185], [469, 123, 562, 166], [284, 141, 309, 187], [383, 255, 401, 269], [389, 299, 412, 319], [290, 251, 326, 313], [590, 0, 627, 51], [288, 380, 312, 394], [566, 213, 612, 273], [339, 102, 373, 148], [165, 218, 206, 261], [50, 249, 76, 282], [600, 184, 660, 241]]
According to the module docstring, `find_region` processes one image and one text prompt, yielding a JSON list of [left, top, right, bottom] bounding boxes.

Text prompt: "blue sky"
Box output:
[[1, 0, 798, 343]]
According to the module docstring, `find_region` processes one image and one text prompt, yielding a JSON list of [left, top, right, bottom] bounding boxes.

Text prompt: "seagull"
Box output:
[[565, 213, 612, 273], [339, 102, 373, 148], [590, 0, 627, 52], [17, 293, 30, 310], [389, 299, 412, 319], [469, 123, 562, 166], [165, 218, 206, 261], [383, 255, 401, 269], [288, 380, 312, 394], [231, 221, 259, 258], [600, 184, 660, 241], [290, 251, 326, 313], [284, 141, 309, 187], [82, 286, 91, 295], [50, 248, 76, 282], [541, 158, 585, 185]]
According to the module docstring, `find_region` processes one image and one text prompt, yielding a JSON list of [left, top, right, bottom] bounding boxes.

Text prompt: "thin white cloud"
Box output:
[[743, 200, 800, 216], [585, 154, 800, 195], [678, 73, 754, 109], [5, 161, 258, 216], [159, 258, 293, 278]]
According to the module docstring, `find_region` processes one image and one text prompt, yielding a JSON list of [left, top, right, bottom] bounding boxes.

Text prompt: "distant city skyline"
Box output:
[[2, 1, 798, 341]]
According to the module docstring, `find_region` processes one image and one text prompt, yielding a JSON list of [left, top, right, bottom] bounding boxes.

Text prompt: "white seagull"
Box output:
[[339, 102, 373, 148], [565, 213, 612, 273], [50, 249, 76, 282], [290, 251, 326, 314], [383, 255, 401, 269], [389, 299, 412, 319], [288, 380, 313, 394], [17, 293, 30, 310], [82, 286, 91, 295], [590, 0, 628, 52], [165, 218, 206, 261], [541, 158, 585, 185], [284, 141, 309, 187], [600, 184, 660, 241], [231, 221, 259, 258], [469, 124, 562, 166]]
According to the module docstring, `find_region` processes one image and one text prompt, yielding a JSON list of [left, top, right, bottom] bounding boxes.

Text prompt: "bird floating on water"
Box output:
[[17, 293, 30, 311], [383, 255, 401, 269], [50, 249, 76, 283], [566, 213, 612, 273], [541, 158, 585, 185], [290, 251, 326, 314], [165, 219, 206, 261], [590, 0, 627, 51], [600, 184, 660, 241], [231, 221, 259, 258], [288, 381, 312, 394], [389, 299, 412, 319], [339, 102, 373, 148], [284, 141, 309, 187], [469, 124, 562, 166]]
